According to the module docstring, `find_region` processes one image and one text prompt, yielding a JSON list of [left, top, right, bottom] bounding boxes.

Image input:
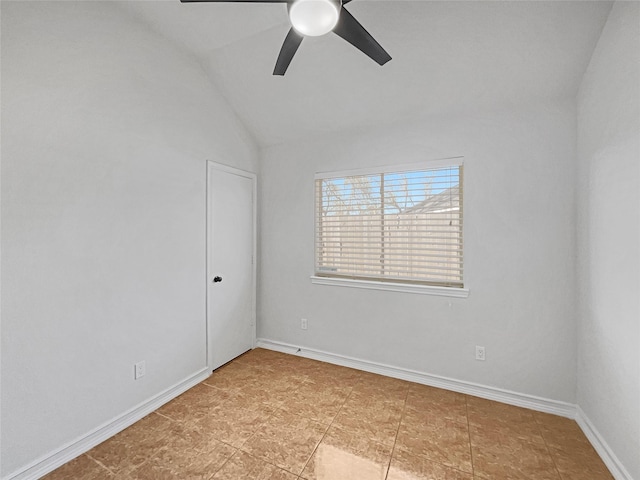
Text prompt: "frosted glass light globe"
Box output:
[[289, 0, 340, 37]]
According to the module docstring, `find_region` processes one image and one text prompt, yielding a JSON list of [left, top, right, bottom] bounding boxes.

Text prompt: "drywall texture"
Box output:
[[0, 1, 257, 476], [576, 2, 640, 478], [258, 100, 578, 403]]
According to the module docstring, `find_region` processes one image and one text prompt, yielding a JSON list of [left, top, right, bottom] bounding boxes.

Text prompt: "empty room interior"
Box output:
[[1, 0, 639, 479]]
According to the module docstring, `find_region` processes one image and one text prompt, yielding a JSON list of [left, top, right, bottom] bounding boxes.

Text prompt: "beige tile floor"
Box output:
[[43, 348, 614, 480]]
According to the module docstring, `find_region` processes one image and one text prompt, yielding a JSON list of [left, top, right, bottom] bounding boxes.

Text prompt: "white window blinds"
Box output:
[[315, 160, 464, 288]]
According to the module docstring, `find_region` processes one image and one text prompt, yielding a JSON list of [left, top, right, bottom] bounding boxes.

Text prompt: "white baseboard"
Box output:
[[8, 345, 631, 480], [257, 338, 635, 480], [4, 368, 211, 480], [255, 338, 576, 418], [575, 406, 634, 480]]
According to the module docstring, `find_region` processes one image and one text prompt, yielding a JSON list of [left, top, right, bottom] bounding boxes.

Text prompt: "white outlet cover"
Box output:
[[134, 361, 146, 379]]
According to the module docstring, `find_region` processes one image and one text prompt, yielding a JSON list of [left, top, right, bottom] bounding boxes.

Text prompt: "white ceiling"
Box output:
[[119, 0, 612, 147]]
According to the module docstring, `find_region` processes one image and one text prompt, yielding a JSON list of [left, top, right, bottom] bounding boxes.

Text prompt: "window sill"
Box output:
[[310, 276, 469, 298]]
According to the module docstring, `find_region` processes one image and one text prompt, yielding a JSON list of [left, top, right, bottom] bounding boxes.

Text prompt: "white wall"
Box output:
[[0, 1, 257, 476], [258, 99, 578, 403], [576, 2, 640, 478]]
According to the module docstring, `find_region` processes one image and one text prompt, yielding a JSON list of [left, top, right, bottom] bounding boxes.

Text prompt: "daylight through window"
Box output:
[[315, 160, 464, 288]]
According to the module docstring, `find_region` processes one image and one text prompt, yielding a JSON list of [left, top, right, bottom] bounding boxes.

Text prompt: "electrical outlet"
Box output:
[[301, 318, 308, 330], [134, 360, 146, 379], [475, 346, 486, 361]]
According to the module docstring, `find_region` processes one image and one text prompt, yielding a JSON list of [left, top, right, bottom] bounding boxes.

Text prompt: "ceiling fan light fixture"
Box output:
[[289, 0, 341, 37]]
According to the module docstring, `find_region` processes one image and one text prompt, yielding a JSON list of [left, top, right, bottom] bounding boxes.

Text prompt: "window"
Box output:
[[314, 159, 464, 291]]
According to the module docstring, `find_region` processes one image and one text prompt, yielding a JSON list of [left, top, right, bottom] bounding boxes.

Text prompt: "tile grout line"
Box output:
[[206, 447, 239, 480], [383, 387, 409, 480], [287, 367, 330, 479], [154, 384, 255, 479], [154, 410, 174, 422], [134, 413, 174, 477], [403, 388, 478, 479], [85, 413, 172, 478], [534, 414, 565, 480], [465, 394, 475, 478], [233, 367, 335, 479], [296, 381, 355, 478], [199, 361, 299, 479], [82, 453, 117, 477], [467, 400, 567, 480], [206, 416, 270, 480]]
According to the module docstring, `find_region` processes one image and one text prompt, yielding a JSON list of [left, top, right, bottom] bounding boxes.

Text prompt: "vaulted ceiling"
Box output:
[[119, 0, 612, 147]]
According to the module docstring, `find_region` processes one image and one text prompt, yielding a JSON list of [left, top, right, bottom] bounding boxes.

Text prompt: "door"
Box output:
[[207, 161, 256, 371]]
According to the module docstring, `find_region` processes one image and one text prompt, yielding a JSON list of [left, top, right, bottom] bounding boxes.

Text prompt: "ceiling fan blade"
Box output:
[[333, 5, 391, 66], [180, 0, 288, 3], [273, 28, 304, 75]]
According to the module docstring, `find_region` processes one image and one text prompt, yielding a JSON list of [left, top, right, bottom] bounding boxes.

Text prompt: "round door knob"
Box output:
[[213, 276, 223, 283]]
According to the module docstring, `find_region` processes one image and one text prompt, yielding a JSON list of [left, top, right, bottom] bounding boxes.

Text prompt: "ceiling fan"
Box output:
[[179, 0, 392, 75]]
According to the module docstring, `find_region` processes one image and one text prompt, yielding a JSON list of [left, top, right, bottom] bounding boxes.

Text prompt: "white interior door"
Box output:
[[207, 162, 256, 371]]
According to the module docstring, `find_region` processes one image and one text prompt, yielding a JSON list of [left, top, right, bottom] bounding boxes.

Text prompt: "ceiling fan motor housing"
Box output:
[[288, 0, 342, 37]]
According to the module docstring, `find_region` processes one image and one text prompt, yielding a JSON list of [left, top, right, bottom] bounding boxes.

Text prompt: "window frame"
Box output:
[[311, 158, 469, 298]]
